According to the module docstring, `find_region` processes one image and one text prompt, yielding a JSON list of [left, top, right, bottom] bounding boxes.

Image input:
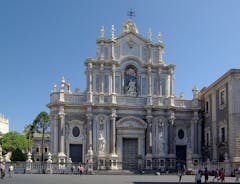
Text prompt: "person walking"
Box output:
[[8, 164, 14, 178], [212, 169, 219, 181], [204, 168, 209, 183], [235, 166, 240, 182], [178, 168, 183, 183], [195, 170, 202, 184], [0, 162, 6, 179]]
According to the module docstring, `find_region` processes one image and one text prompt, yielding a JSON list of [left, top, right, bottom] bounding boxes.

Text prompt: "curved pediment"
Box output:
[[116, 116, 147, 129]]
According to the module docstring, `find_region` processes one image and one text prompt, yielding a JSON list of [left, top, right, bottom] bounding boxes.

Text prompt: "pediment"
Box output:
[[116, 116, 147, 129]]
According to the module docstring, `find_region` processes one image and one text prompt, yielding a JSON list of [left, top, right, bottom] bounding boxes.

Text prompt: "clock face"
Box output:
[[178, 129, 184, 139]]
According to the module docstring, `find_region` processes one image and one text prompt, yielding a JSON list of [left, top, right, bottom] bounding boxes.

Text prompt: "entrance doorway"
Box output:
[[70, 144, 82, 163], [122, 138, 138, 170], [176, 145, 187, 164]]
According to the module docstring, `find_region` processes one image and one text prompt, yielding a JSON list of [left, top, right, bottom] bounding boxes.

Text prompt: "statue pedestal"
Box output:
[[145, 154, 152, 170], [85, 149, 94, 174], [97, 154, 107, 170], [109, 154, 118, 170]]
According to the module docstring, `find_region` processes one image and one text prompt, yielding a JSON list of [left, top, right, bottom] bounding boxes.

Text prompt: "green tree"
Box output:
[[23, 123, 35, 140], [0, 132, 32, 157]]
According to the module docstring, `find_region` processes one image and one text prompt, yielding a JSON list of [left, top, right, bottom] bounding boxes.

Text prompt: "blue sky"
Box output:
[[0, 0, 240, 133]]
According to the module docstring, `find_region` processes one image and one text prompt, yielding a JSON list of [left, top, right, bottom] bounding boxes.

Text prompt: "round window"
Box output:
[[178, 129, 184, 139], [72, 126, 80, 137]]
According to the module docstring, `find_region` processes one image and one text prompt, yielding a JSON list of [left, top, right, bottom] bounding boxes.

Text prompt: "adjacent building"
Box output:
[[0, 113, 9, 136], [48, 20, 202, 171], [31, 133, 51, 162], [199, 69, 240, 165]]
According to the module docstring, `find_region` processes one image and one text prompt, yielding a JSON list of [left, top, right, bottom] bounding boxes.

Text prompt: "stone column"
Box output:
[[146, 115, 152, 154], [51, 114, 58, 155], [169, 68, 174, 97], [111, 64, 116, 104], [168, 111, 175, 170], [58, 107, 66, 158], [86, 113, 93, 152], [158, 68, 162, 96], [168, 117, 175, 155], [110, 109, 117, 155], [87, 62, 93, 103], [99, 64, 104, 103], [109, 109, 118, 170], [86, 112, 94, 173], [147, 66, 152, 106], [192, 116, 199, 155], [145, 112, 153, 170]]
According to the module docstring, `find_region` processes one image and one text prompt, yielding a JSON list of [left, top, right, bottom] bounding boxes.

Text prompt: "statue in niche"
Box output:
[[127, 80, 136, 94], [126, 68, 136, 77], [98, 133, 106, 154]]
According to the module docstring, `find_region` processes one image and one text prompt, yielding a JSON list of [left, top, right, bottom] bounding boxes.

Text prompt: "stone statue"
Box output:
[[98, 133, 105, 154], [100, 26, 104, 38], [127, 80, 136, 94]]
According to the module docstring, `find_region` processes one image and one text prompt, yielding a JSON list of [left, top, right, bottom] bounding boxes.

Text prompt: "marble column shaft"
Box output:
[[59, 113, 65, 154], [87, 114, 93, 150], [147, 67, 152, 95], [110, 111, 117, 155], [146, 116, 152, 154], [168, 119, 175, 154]]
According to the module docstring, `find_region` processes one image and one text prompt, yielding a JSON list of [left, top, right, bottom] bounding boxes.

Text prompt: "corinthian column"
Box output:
[[58, 107, 66, 160], [110, 109, 117, 155], [111, 64, 116, 104], [86, 113, 93, 152], [87, 62, 93, 103], [146, 115, 152, 154], [168, 112, 175, 156], [99, 64, 104, 103]]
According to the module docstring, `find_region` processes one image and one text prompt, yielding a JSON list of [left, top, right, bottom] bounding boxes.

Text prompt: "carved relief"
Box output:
[[117, 116, 147, 129]]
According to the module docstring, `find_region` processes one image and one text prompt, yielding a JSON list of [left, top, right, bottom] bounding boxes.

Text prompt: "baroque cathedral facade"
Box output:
[[48, 20, 202, 171]]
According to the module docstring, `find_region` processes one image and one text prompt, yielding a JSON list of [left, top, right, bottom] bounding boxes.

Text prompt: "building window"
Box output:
[[221, 127, 225, 142], [141, 77, 147, 96], [160, 79, 166, 96], [45, 147, 48, 153], [104, 75, 109, 94], [206, 101, 209, 114], [153, 77, 158, 95], [115, 75, 121, 94], [72, 126, 80, 137], [219, 88, 226, 108], [178, 129, 184, 139], [206, 133, 209, 146], [36, 147, 39, 153]]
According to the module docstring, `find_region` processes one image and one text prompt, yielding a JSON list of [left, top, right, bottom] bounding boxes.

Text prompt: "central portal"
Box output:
[[122, 138, 138, 170], [70, 144, 82, 163]]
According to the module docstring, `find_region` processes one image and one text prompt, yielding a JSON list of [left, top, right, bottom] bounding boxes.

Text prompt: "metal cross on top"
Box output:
[[127, 9, 136, 19]]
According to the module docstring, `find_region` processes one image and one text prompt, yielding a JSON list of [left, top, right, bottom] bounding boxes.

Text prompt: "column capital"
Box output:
[[86, 113, 93, 121]]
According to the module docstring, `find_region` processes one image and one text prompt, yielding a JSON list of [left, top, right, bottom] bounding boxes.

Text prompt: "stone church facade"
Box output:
[[48, 20, 202, 171]]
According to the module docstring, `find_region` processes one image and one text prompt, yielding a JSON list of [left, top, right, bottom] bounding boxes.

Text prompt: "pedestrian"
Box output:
[[71, 165, 75, 174], [204, 168, 209, 183], [0, 162, 6, 179], [79, 164, 84, 175], [195, 170, 202, 184], [218, 169, 225, 182], [235, 166, 240, 182], [8, 164, 14, 178], [212, 169, 219, 181], [178, 168, 183, 183]]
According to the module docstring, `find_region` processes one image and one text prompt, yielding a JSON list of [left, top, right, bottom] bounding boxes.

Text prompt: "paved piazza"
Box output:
[[0, 174, 238, 184]]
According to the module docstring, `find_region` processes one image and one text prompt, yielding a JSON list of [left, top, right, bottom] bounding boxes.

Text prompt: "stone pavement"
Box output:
[[0, 174, 238, 184]]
